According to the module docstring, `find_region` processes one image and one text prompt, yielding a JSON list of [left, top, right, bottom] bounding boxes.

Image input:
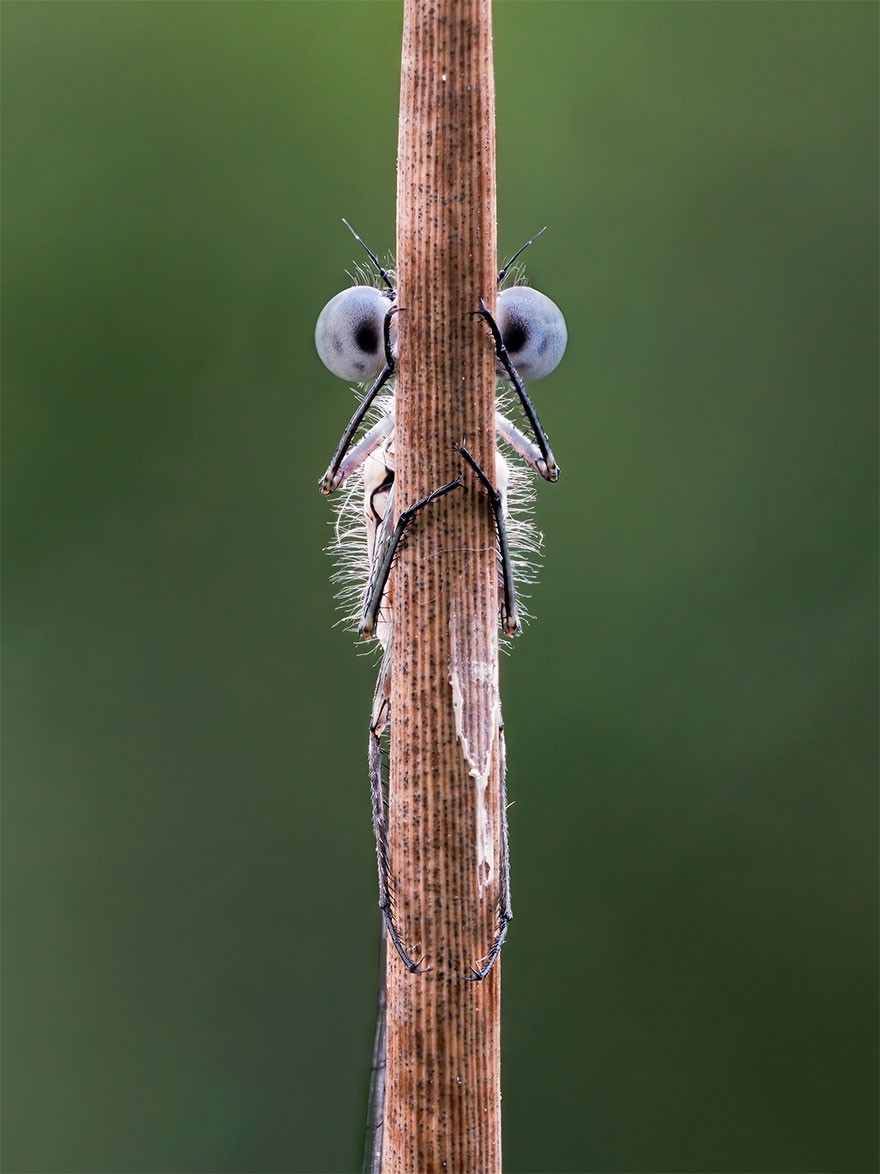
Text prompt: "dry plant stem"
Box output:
[[384, 1, 501, 1171]]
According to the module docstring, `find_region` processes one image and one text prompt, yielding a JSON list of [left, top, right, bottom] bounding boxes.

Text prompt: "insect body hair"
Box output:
[[326, 383, 545, 646], [495, 386, 544, 633], [326, 390, 395, 650]]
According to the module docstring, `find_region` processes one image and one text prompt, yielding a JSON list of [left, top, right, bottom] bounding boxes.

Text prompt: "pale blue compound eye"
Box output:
[[315, 286, 390, 382], [496, 286, 567, 382]]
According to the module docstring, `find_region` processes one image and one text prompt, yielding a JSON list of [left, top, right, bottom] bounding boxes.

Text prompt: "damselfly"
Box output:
[[315, 221, 566, 977]]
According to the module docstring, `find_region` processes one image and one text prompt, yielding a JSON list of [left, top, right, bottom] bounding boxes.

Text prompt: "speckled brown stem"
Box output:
[[382, 0, 501, 1170]]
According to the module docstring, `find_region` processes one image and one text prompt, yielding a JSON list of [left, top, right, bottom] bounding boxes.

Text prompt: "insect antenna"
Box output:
[[497, 225, 547, 285], [342, 218, 396, 296]]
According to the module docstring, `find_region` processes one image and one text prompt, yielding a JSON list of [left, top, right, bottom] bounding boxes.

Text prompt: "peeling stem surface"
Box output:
[[384, 0, 501, 1170]]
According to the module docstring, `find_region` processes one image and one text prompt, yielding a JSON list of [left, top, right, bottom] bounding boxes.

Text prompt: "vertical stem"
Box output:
[[384, 1, 500, 1171]]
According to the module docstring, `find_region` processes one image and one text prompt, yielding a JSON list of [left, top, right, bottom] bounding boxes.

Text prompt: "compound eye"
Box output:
[[496, 286, 567, 382], [315, 286, 390, 382]]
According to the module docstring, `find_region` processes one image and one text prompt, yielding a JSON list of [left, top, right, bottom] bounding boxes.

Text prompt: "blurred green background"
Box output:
[[3, 2, 877, 1172]]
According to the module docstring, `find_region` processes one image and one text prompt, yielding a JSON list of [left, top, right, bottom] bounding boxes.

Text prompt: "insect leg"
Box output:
[[328, 412, 395, 495], [495, 409, 556, 481], [457, 443, 521, 637], [475, 300, 560, 482], [464, 713, 513, 981], [360, 476, 463, 640], [319, 307, 397, 495], [369, 648, 430, 974]]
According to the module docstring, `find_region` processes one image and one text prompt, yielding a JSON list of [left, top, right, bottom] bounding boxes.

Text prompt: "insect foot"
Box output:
[[462, 943, 507, 982], [461, 910, 511, 981], [380, 902, 432, 974]]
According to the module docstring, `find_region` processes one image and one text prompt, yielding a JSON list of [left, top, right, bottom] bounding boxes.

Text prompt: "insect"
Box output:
[[315, 221, 566, 979]]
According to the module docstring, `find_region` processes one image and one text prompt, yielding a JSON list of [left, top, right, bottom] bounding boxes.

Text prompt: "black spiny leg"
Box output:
[[319, 305, 398, 496], [360, 476, 463, 639], [369, 649, 430, 974], [457, 443, 520, 637], [475, 300, 560, 483], [464, 716, 513, 981]]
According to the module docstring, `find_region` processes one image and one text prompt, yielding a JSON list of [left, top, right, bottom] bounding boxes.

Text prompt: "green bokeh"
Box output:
[[3, 3, 876, 1172]]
